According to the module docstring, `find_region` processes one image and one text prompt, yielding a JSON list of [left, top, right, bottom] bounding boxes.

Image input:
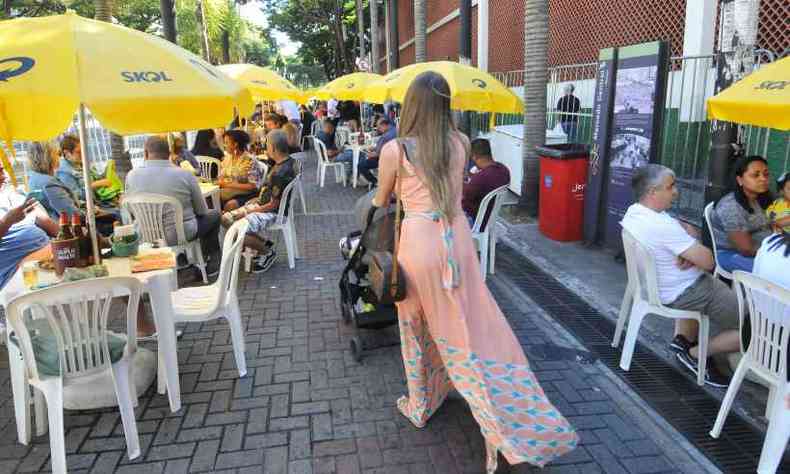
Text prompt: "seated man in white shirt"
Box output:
[[621, 164, 740, 387]]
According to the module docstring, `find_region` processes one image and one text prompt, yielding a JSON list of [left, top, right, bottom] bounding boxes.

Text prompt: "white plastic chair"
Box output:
[[243, 177, 301, 272], [6, 277, 143, 473], [619, 229, 710, 386], [704, 202, 734, 281], [310, 120, 321, 137], [710, 271, 790, 474], [122, 193, 208, 283], [195, 156, 222, 182], [171, 220, 249, 377], [470, 185, 509, 281], [314, 139, 346, 188], [289, 152, 309, 215]]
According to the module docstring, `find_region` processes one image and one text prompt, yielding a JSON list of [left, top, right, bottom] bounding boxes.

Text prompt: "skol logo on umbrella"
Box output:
[[121, 71, 174, 83], [0, 57, 35, 82], [472, 79, 487, 89], [346, 82, 355, 89]]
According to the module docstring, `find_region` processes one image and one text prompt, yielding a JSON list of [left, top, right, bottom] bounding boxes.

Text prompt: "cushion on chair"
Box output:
[[10, 318, 126, 377]]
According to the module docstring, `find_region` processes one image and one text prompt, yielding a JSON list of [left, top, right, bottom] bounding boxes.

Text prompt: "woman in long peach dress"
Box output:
[[372, 72, 577, 472]]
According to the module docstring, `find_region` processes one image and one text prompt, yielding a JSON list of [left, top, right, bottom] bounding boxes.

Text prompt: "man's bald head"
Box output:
[[145, 135, 170, 160]]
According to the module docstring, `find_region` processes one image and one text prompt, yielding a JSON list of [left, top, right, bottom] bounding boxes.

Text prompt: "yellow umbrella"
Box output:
[[216, 64, 302, 103], [315, 72, 383, 101], [707, 56, 789, 131], [0, 11, 252, 261], [364, 61, 523, 114], [299, 87, 320, 104]]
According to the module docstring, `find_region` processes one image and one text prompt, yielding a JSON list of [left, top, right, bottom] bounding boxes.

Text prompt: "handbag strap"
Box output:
[[390, 140, 405, 297]]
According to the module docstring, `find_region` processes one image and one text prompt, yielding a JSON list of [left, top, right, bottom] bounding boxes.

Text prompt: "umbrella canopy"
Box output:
[[707, 56, 789, 131], [216, 64, 302, 103], [315, 72, 382, 101], [0, 11, 252, 261], [364, 61, 524, 114], [0, 11, 252, 143]]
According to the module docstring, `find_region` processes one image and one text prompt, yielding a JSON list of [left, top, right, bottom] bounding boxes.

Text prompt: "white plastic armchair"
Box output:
[[122, 193, 208, 283], [171, 220, 249, 377], [619, 229, 710, 386], [6, 277, 144, 473], [314, 138, 346, 188], [470, 185, 509, 281], [195, 156, 222, 182], [710, 271, 790, 474], [704, 202, 733, 281], [242, 177, 301, 272], [290, 152, 309, 214]]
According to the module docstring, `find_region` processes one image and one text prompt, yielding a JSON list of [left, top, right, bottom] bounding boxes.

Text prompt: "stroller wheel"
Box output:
[[350, 337, 363, 363], [341, 300, 352, 324]]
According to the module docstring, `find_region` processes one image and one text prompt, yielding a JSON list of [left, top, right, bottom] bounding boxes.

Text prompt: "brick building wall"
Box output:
[[385, 0, 787, 74]]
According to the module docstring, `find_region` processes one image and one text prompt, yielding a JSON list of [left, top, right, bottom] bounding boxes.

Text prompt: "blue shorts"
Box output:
[[0, 223, 50, 289]]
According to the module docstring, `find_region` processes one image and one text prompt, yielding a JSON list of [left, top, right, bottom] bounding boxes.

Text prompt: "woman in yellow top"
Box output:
[[219, 129, 263, 212], [767, 172, 790, 233]]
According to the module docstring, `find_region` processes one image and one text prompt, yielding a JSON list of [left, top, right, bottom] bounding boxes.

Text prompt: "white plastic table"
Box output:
[[200, 183, 221, 210], [1, 257, 183, 413]]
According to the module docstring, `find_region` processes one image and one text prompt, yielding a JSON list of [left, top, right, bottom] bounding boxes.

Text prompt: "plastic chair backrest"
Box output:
[[122, 192, 188, 245], [277, 177, 300, 226], [6, 277, 142, 381], [216, 219, 249, 310], [733, 270, 790, 383], [336, 127, 349, 148], [314, 139, 330, 164], [310, 121, 321, 137], [621, 228, 663, 307], [195, 156, 222, 182], [704, 202, 723, 259], [472, 185, 509, 233]]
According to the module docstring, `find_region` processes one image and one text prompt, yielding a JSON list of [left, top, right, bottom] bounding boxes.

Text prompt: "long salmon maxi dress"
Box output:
[[382, 135, 578, 472]]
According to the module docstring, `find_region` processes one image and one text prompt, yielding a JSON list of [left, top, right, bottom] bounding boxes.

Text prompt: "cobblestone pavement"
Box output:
[[0, 150, 716, 473]]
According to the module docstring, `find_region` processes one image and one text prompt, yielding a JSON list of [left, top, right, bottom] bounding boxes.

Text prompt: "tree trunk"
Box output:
[[94, 0, 130, 179], [356, 0, 366, 67], [160, 0, 177, 43], [520, 0, 548, 213], [221, 29, 231, 64], [370, 0, 380, 73], [332, 3, 351, 75], [196, 0, 212, 62], [413, 0, 426, 62]]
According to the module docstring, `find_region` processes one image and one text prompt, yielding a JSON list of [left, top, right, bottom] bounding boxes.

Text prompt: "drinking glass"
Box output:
[[22, 261, 38, 289]]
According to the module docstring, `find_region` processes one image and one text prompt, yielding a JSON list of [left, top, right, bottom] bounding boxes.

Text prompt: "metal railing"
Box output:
[[476, 49, 788, 224]]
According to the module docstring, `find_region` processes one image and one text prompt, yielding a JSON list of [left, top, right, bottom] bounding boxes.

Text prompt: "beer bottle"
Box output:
[[56, 213, 74, 240], [71, 214, 91, 267]]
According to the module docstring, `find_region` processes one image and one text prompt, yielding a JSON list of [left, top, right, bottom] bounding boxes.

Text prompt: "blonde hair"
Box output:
[[399, 71, 463, 222], [282, 122, 299, 149], [28, 141, 60, 174]]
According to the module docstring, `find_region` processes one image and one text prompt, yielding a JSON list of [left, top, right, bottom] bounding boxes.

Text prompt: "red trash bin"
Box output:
[[537, 144, 589, 241]]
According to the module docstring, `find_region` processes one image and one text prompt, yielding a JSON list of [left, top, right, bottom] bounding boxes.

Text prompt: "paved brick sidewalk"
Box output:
[[0, 150, 716, 473]]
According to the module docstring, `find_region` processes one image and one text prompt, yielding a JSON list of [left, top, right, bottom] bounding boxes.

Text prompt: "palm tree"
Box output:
[[160, 0, 177, 43], [520, 0, 548, 213], [94, 0, 131, 179], [413, 0, 426, 62], [195, 0, 212, 61]]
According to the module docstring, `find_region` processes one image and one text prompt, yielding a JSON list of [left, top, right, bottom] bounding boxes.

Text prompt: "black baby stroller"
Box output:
[[338, 190, 400, 362]]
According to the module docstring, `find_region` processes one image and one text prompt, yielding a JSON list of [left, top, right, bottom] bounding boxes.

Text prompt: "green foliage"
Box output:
[[263, 0, 367, 80], [3, 0, 279, 68]]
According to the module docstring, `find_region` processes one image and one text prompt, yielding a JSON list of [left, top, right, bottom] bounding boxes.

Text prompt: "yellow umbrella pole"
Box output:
[[76, 104, 101, 265]]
